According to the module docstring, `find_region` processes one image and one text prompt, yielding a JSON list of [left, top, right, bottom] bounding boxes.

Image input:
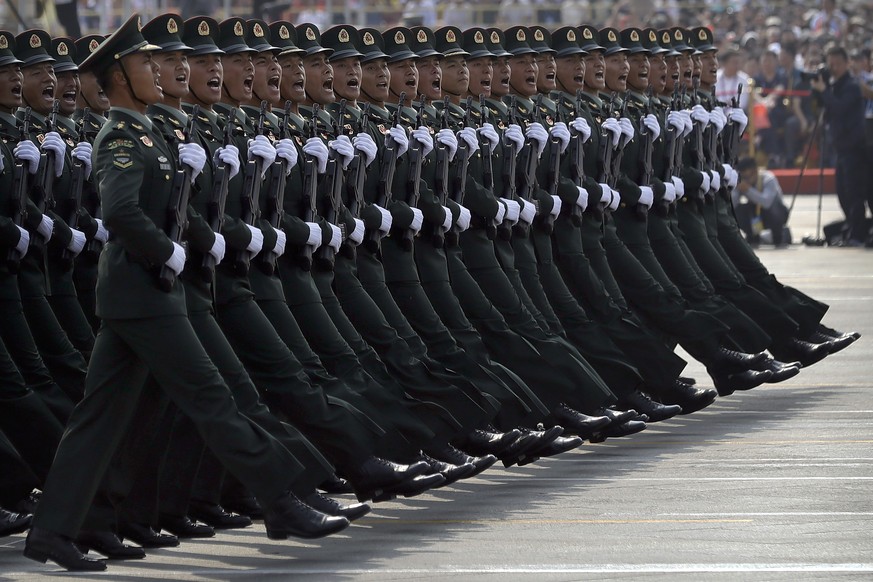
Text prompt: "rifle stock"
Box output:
[[5, 107, 31, 272]]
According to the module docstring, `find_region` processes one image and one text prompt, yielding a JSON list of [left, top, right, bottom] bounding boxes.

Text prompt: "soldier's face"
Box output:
[[679, 52, 693, 87], [53, 70, 80, 116], [535, 53, 556, 93], [466, 56, 492, 98], [390, 58, 418, 100], [0, 63, 22, 113], [699, 51, 718, 86], [21, 62, 56, 113], [303, 53, 334, 105], [188, 54, 223, 107], [664, 55, 680, 93], [331, 56, 361, 102], [509, 54, 537, 97], [361, 58, 390, 104], [440, 55, 468, 98], [122, 52, 162, 104], [626, 53, 649, 92], [649, 54, 667, 94], [415, 56, 440, 101], [555, 54, 585, 94], [583, 51, 605, 91], [278, 54, 305, 104], [492, 56, 511, 97], [222, 52, 254, 105], [252, 51, 281, 104], [153, 51, 189, 101], [604, 53, 629, 92], [691, 54, 702, 80]]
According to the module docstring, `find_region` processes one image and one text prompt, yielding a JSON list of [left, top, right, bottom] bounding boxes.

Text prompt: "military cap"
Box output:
[[619, 28, 649, 54], [142, 13, 191, 53], [217, 17, 256, 55], [295, 23, 332, 57], [73, 35, 104, 66], [690, 27, 716, 53], [598, 28, 628, 56], [527, 26, 556, 55], [462, 28, 492, 60], [382, 27, 417, 63], [182, 17, 223, 56], [14, 30, 55, 67], [434, 27, 468, 57], [79, 14, 161, 73], [645, 28, 671, 56], [503, 27, 537, 56], [269, 21, 305, 56], [409, 26, 441, 59], [551, 26, 586, 57], [484, 28, 511, 58], [356, 28, 389, 63], [656, 29, 678, 56], [50, 37, 77, 73], [0, 31, 23, 68], [576, 25, 605, 53], [322, 25, 363, 61], [246, 19, 279, 53], [669, 27, 693, 52]]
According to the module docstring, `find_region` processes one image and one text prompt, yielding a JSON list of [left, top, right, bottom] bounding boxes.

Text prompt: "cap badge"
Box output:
[[198, 21, 210, 36], [305, 27, 316, 41], [167, 18, 178, 34], [89, 39, 99, 52], [57, 42, 68, 56], [363, 32, 374, 46], [516, 29, 525, 41], [567, 30, 576, 42], [253, 23, 264, 38], [29, 34, 41, 49], [608, 30, 617, 42], [490, 31, 499, 44], [418, 29, 428, 43], [649, 30, 657, 42], [446, 29, 456, 43], [279, 25, 290, 40], [674, 30, 682, 40], [337, 28, 349, 43], [233, 21, 244, 37], [698, 29, 707, 41], [394, 30, 405, 44], [662, 32, 670, 43], [534, 29, 544, 41], [630, 30, 639, 42], [0, 35, 7, 50], [474, 31, 483, 44], [583, 28, 593, 40]]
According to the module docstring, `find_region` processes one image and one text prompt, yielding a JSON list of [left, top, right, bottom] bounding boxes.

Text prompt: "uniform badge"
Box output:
[[474, 31, 484, 44], [674, 30, 682, 41], [608, 30, 617, 42], [394, 30, 405, 44], [583, 28, 593, 40], [490, 31, 500, 44], [295, 135, 303, 145], [65, 138, 75, 147], [57, 42, 69, 56], [363, 32, 375, 45], [140, 135, 153, 147], [279, 25, 290, 40], [89, 39, 100, 53], [0, 35, 7, 50], [198, 20, 210, 36], [698, 29, 707, 41], [445, 29, 456, 43], [534, 29, 544, 42], [175, 129, 185, 140], [417, 29, 428, 43], [29, 34, 41, 49], [630, 30, 639, 42], [234, 21, 244, 37], [649, 30, 657, 42], [339, 28, 350, 43], [567, 30, 576, 42], [305, 27, 316, 41], [516, 29, 525, 42], [377, 123, 387, 135], [167, 18, 179, 34], [132, 122, 144, 131], [662, 32, 670, 44], [113, 153, 133, 169], [36, 133, 45, 144], [253, 23, 265, 38]]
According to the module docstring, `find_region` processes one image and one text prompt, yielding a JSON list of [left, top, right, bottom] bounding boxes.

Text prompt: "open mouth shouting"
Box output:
[[268, 74, 280, 91]]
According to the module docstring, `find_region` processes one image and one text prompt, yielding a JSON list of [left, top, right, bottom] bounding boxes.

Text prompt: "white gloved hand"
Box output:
[[680, 110, 693, 136], [247, 134, 277, 176], [165, 242, 186, 276], [699, 171, 711, 195], [273, 229, 286, 257], [691, 104, 710, 126], [245, 224, 264, 256], [305, 221, 322, 248], [71, 141, 93, 179], [328, 223, 343, 251], [456, 205, 472, 231], [599, 183, 612, 204], [328, 134, 354, 169], [710, 170, 721, 191], [663, 181, 677, 202], [178, 142, 207, 182], [519, 199, 536, 223], [456, 127, 479, 159], [352, 132, 377, 167], [549, 122, 571, 154], [440, 206, 453, 231], [638, 186, 654, 208], [303, 137, 329, 173], [549, 195, 562, 218], [215, 144, 241, 179], [208, 232, 226, 263], [618, 117, 635, 147], [601, 118, 622, 147], [570, 117, 592, 142], [504, 123, 525, 151], [576, 186, 589, 211], [275, 138, 298, 173], [494, 201, 506, 223], [375, 205, 392, 233], [66, 228, 86, 255], [726, 166, 739, 189], [93, 218, 109, 243], [14, 225, 29, 257], [478, 122, 500, 152], [666, 111, 685, 132], [500, 198, 521, 224], [40, 132, 66, 177], [643, 114, 661, 140], [409, 208, 424, 233], [525, 122, 548, 157], [348, 218, 365, 245], [14, 140, 40, 174], [37, 214, 53, 242], [437, 128, 459, 161], [671, 176, 685, 199], [709, 108, 727, 134], [608, 188, 621, 211], [388, 125, 409, 157], [728, 107, 748, 134], [412, 127, 434, 156]]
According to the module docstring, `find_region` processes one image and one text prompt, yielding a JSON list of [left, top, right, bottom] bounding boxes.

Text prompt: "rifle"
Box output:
[[399, 96, 426, 251], [258, 100, 293, 275], [635, 88, 655, 220], [478, 94, 493, 192], [5, 107, 31, 272], [314, 99, 347, 269], [543, 96, 564, 232], [199, 108, 236, 281], [690, 78, 706, 177], [60, 108, 89, 264], [363, 92, 404, 253], [565, 91, 587, 225], [725, 83, 743, 166], [598, 92, 618, 188], [427, 96, 452, 246], [297, 103, 320, 270], [514, 94, 545, 237], [496, 94, 518, 241], [609, 93, 630, 189], [232, 100, 268, 274], [444, 95, 474, 247], [340, 102, 370, 258], [158, 104, 199, 292], [82, 111, 104, 262], [34, 100, 60, 214]]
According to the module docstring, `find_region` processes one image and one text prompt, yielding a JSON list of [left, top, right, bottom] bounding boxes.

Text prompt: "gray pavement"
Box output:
[[2, 194, 871, 581]]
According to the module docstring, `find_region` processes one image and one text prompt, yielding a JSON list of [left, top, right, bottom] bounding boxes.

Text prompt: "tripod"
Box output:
[[786, 108, 827, 246]]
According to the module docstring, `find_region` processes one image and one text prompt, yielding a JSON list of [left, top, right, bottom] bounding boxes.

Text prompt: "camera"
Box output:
[[799, 66, 830, 84]]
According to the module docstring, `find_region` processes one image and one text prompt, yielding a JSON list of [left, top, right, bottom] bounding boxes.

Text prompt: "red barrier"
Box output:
[[771, 168, 835, 194]]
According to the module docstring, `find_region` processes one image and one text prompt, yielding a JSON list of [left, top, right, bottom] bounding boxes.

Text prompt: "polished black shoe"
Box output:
[[384, 473, 446, 499], [618, 391, 682, 423], [416, 452, 476, 487], [118, 521, 179, 548], [551, 404, 611, 437], [457, 427, 522, 457], [757, 357, 801, 383], [263, 492, 349, 540], [0, 507, 31, 537], [501, 426, 563, 467], [303, 491, 371, 522], [75, 530, 145, 560], [24, 527, 106, 571], [345, 456, 430, 502], [222, 496, 263, 520], [712, 369, 772, 396], [519, 435, 583, 465], [807, 330, 858, 354], [817, 324, 861, 342], [713, 347, 769, 370], [188, 501, 252, 530], [158, 514, 215, 539], [590, 420, 647, 443], [595, 407, 641, 426], [678, 376, 697, 385], [14, 490, 40, 515], [772, 337, 830, 368], [660, 380, 717, 415], [319, 474, 355, 495], [427, 444, 497, 477]]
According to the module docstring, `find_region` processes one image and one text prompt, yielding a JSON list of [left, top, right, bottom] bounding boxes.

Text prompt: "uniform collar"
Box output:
[[148, 102, 189, 127], [108, 107, 153, 132]]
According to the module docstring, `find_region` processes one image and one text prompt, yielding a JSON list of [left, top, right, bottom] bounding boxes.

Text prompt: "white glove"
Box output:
[[699, 171, 711, 195], [37, 214, 53, 242], [275, 138, 298, 173], [440, 206, 453, 231], [576, 186, 589, 211], [273, 229, 286, 257], [601, 118, 622, 147], [388, 125, 409, 157], [663, 181, 677, 202], [666, 111, 685, 132], [525, 122, 548, 157], [709, 109, 726, 134], [93, 218, 109, 242], [728, 107, 748, 134], [549, 122, 571, 154], [504, 123, 525, 151], [71, 141, 93, 179], [599, 183, 612, 205], [66, 228, 86, 255], [642, 114, 661, 140], [671, 176, 685, 199], [570, 117, 592, 143], [638, 186, 654, 209], [723, 163, 738, 189], [680, 110, 693, 136], [303, 137, 329, 173], [478, 122, 500, 153], [352, 132, 377, 167], [500, 198, 520, 224], [14, 140, 40, 174], [549, 195, 562, 218], [409, 208, 424, 233], [608, 188, 620, 211], [40, 132, 66, 177], [328, 134, 354, 169], [519, 199, 536, 223], [709, 170, 721, 191], [305, 221, 322, 248], [375, 205, 392, 233], [247, 134, 277, 176], [245, 224, 264, 256], [328, 223, 343, 251], [412, 127, 434, 157], [618, 117, 634, 147], [14, 225, 29, 257], [215, 144, 241, 179], [178, 142, 207, 182], [456, 127, 479, 159], [437, 128, 459, 161], [690, 104, 710, 126], [348, 218, 365, 245], [456, 205, 472, 231], [208, 232, 226, 263], [165, 242, 186, 276], [494, 201, 506, 223]]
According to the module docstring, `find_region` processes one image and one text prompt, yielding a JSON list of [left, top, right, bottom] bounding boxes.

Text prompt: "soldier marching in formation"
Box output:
[[0, 13, 860, 572]]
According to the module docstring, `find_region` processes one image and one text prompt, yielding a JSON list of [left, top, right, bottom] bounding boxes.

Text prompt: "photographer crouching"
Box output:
[[733, 157, 791, 248]]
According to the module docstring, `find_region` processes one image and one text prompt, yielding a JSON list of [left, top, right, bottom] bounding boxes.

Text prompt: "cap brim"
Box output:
[[277, 46, 305, 56], [603, 47, 629, 56], [465, 48, 492, 59], [387, 49, 417, 63], [21, 54, 55, 67], [441, 48, 469, 57], [304, 46, 333, 57], [329, 48, 364, 61], [647, 46, 670, 55], [625, 46, 649, 54], [508, 47, 537, 56], [188, 45, 225, 56], [156, 41, 194, 52], [674, 43, 693, 52], [556, 47, 587, 57], [0, 56, 23, 67], [250, 42, 281, 53], [222, 43, 257, 55], [52, 62, 78, 72], [487, 48, 511, 57], [532, 46, 557, 54], [362, 49, 389, 63], [413, 48, 442, 58], [579, 43, 605, 52], [695, 44, 716, 52]]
